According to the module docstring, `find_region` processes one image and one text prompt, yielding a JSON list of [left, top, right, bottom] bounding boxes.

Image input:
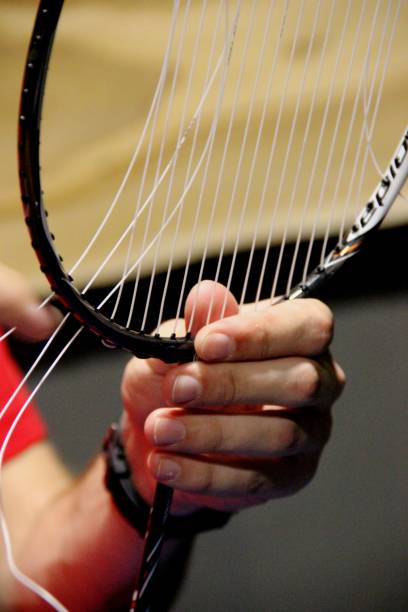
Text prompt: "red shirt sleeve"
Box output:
[[0, 335, 47, 462]]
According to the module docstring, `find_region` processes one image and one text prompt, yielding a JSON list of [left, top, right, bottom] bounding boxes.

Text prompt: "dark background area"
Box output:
[[10, 226, 408, 612]]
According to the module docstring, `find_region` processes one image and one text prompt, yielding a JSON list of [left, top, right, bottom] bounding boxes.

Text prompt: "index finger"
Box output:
[[194, 299, 334, 362]]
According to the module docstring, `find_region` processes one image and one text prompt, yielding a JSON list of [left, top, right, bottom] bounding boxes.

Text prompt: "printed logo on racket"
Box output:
[[352, 129, 408, 236]]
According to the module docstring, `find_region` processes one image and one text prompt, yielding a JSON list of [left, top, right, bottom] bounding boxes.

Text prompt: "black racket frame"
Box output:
[[18, 2, 407, 611]]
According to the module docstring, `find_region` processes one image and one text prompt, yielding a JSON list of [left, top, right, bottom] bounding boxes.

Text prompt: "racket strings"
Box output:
[[66, 2, 183, 288], [238, 0, 290, 310], [45, 0, 403, 337], [268, 0, 322, 301], [300, 0, 354, 283], [1, 2, 406, 611], [0, 312, 80, 612], [353, 0, 402, 219], [78, 2, 240, 324], [336, 3, 392, 243], [188, 0, 261, 328], [139, 0, 196, 331], [155, 0, 215, 333], [309, 0, 374, 267], [285, 0, 345, 292], [112, 0, 185, 324], [172, 1, 229, 333], [212, 0, 279, 322], [253, 0, 310, 305], [148, 0, 239, 334], [315, 0, 374, 264], [91, 2, 242, 325]]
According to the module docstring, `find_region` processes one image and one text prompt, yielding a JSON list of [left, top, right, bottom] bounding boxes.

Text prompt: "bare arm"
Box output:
[[0, 269, 345, 610]]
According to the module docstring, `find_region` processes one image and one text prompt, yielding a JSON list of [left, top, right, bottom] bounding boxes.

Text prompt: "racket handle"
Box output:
[[131, 483, 173, 611]]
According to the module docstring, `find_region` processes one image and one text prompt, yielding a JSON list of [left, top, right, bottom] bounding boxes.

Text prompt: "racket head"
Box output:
[[18, 0, 408, 362]]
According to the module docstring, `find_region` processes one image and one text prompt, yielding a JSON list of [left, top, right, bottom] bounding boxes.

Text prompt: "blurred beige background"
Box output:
[[0, 1, 407, 294]]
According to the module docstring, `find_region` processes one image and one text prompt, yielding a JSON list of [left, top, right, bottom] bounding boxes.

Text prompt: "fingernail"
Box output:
[[201, 333, 235, 361], [172, 375, 201, 404], [154, 418, 186, 446], [150, 455, 181, 482]]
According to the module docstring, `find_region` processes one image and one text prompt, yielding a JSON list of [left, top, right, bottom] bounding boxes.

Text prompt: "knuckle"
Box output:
[[208, 417, 226, 453], [257, 323, 274, 360], [215, 367, 239, 405], [194, 463, 216, 494], [245, 471, 269, 501], [255, 311, 278, 358], [309, 300, 334, 353], [293, 360, 321, 403], [276, 421, 301, 454]]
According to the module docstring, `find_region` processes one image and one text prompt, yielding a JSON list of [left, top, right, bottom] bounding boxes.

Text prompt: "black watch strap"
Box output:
[[103, 423, 232, 538]]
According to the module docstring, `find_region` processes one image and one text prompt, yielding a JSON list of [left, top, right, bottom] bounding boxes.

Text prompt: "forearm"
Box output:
[[7, 454, 192, 611]]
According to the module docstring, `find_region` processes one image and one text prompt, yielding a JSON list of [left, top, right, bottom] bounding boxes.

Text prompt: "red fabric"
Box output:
[[0, 336, 47, 462]]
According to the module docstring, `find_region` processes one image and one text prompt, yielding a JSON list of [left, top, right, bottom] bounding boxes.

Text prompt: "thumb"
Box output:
[[184, 280, 239, 337]]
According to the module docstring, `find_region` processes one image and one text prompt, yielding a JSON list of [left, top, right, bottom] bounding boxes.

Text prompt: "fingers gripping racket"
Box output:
[[18, 1, 407, 610]]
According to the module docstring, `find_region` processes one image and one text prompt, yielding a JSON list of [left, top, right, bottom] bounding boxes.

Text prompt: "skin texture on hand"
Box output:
[[121, 281, 345, 515], [0, 263, 60, 340]]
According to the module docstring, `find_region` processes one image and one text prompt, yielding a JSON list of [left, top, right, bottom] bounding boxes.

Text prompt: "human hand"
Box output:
[[0, 263, 60, 340], [121, 281, 345, 515]]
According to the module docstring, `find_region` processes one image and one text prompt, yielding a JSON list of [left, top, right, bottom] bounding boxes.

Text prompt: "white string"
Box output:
[[213, 0, 278, 320], [354, 1, 401, 217], [79, 32, 233, 299], [321, 0, 380, 253], [340, 0, 394, 232], [284, 0, 336, 294], [0, 315, 79, 611], [172, 1, 225, 332], [67, 2, 182, 284], [2, 5, 404, 608], [301, 0, 369, 269], [0, 314, 71, 422], [111, 0, 181, 321], [185, 0, 258, 330], [94, 5, 242, 319], [238, 0, 290, 307], [194, 0, 260, 326], [253, 2, 306, 306], [361, 0, 401, 181], [300, 0, 353, 282], [184, 0, 246, 333], [269, 2, 322, 300], [140, 0, 194, 331], [155, 1, 211, 332], [0, 295, 54, 345]]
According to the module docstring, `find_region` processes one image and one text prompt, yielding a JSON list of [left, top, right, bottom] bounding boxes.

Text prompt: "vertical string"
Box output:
[[253, 1, 306, 306], [298, 0, 370, 275], [319, 0, 381, 260], [95, 3, 243, 315], [300, 0, 353, 282], [284, 0, 336, 294], [0, 317, 80, 612], [70, 0, 182, 283], [211, 0, 278, 320], [172, 1, 226, 332], [353, 1, 401, 216], [110, 0, 182, 322], [154, 2, 213, 333], [140, 0, 194, 331], [338, 0, 394, 239], [186, 0, 255, 330], [269, 0, 319, 300]]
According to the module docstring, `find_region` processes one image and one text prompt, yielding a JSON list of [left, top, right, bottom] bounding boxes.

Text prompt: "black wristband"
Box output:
[[103, 423, 232, 538]]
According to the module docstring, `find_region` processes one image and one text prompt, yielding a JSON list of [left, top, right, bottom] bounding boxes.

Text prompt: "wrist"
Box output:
[[103, 422, 232, 538]]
